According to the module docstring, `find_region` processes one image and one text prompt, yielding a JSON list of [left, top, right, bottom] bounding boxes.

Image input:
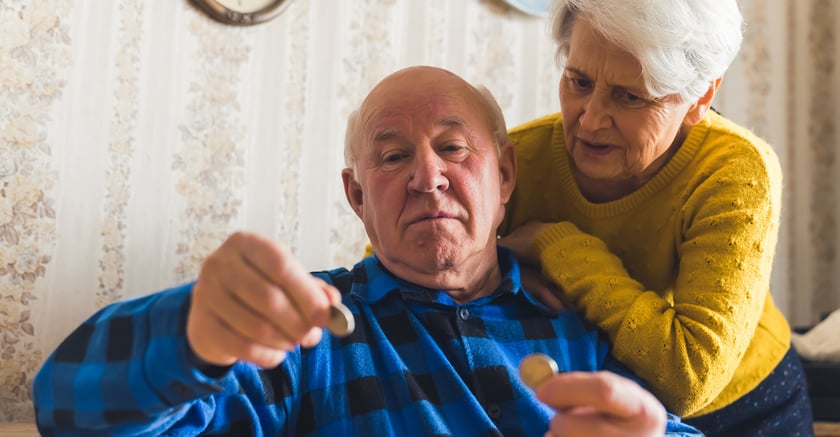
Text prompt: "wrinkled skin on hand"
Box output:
[[535, 371, 667, 437], [499, 222, 571, 311], [186, 231, 341, 369]]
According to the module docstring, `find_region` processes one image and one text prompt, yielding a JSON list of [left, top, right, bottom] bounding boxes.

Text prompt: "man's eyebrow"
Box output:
[[372, 129, 399, 142], [440, 116, 466, 128], [371, 117, 467, 142]]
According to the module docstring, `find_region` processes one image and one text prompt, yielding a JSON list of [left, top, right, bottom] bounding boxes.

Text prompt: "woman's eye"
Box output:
[[615, 90, 649, 107], [624, 92, 640, 101], [570, 78, 592, 90]]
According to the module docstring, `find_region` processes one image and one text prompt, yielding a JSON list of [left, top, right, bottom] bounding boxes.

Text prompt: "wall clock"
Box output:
[[191, 0, 292, 26]]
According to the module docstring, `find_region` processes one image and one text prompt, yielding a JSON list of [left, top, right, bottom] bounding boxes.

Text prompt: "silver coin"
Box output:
[[519, 353, 558, 389], [326, 302, 355, 337]]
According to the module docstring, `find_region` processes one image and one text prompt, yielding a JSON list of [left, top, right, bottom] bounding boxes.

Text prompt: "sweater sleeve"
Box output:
[[532, 151, 781, 416], [32, 284, 292, 436]]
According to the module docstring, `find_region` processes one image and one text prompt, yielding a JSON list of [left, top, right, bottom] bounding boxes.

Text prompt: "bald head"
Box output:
[[344, 66, 508, 176]]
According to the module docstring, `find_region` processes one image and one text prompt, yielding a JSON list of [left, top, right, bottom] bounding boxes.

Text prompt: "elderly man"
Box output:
[[33, 66, 698, 436]]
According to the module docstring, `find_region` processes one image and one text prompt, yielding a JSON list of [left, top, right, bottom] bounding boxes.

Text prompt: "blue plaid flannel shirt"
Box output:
[[34, 248, 700, 436]]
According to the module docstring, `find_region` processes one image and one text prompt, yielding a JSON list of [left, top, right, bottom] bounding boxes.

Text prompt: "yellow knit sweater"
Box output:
[[498, 110, 791, 418]]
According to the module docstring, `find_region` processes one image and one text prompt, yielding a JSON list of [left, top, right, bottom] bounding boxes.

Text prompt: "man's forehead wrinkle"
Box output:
[[369, 117, 468, 143], [372, 128, 399, 142], [440, 116, 467, 128], [356, 83, 478, 147]]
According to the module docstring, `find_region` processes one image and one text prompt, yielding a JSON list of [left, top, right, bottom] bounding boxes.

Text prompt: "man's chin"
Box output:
[[377, 248, 461, 282]]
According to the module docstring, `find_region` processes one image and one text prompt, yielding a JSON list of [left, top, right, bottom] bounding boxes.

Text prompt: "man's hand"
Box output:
[[536, 371, 666, 437], [186, 231, 340, 369]]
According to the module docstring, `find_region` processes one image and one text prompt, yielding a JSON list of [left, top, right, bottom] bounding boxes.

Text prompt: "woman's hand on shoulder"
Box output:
[[498, 221, 552, 265], [519, 265, 572, 311]]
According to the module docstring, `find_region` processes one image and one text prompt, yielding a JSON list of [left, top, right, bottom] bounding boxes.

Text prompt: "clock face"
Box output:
[[192, 0, 291, 25]]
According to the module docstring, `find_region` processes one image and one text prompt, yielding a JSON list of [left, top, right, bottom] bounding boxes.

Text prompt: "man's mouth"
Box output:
[[408, 212, 455, 226]]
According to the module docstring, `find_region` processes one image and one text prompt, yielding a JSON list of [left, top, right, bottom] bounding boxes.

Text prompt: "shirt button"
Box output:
[[458, 308, 469, 320], [487, 404, 502, 419]]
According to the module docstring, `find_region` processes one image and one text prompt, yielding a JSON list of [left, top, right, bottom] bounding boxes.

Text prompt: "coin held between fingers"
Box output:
[[326, 302, 355, 337], [519, 353, 559, 389]]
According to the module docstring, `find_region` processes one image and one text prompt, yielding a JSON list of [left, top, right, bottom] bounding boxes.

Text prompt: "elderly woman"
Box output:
[[498, 0, 813, 435]]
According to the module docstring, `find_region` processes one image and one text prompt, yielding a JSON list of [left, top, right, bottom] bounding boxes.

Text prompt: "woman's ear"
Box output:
[[342, 168, 364, 219], [684, 77, 723, 126]]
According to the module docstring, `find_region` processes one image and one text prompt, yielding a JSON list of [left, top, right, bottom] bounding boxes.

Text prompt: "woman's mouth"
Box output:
[[578, 139, 615, 155]]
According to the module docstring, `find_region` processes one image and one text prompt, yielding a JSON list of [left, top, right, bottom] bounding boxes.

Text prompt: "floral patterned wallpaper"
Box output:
[[1, 0, 72, 420], [97, 0, 141, 308], [0, 0, 837, 423]]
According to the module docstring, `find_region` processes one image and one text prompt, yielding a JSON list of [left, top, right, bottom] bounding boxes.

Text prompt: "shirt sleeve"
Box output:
[[32, 283, 278, 435]]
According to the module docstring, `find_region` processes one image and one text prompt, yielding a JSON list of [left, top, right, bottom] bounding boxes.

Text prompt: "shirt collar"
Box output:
[[349, 247, 557, 315]]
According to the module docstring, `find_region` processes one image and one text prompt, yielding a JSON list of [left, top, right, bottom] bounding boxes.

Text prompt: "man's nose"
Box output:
[[579, 92, 613, 132], [407, 150, 449, 193]]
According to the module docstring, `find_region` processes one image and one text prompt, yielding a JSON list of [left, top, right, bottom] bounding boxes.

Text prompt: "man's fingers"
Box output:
[[226, 232, 333, 326], [187, 305, 289, 368], [547, 407, 665, 437], [547, 409, 640, 437], [538, 372, 665, 437], [196, 243, 316, 346], [201, 281, 301, 351], [536, 371, 663, 420], [188, 231, 342, 367]]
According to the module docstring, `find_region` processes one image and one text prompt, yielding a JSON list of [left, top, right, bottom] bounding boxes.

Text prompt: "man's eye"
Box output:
[[439, 143, 470, 161], [441, 144, 463, 153], [382, 152, 406, 163]]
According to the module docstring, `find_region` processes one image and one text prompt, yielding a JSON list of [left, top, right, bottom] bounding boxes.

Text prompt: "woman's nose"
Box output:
[[579, 93, 613, 132]]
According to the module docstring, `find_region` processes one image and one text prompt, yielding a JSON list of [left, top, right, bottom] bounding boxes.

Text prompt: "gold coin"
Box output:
[[519, 353, 558, 389], [326, 302, 355, 337]]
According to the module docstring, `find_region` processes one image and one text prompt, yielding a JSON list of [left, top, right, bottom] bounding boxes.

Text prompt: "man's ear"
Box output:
[[498, 142, 517, 204], [342, 168, 364, 218], [684, 77, 723, 126]]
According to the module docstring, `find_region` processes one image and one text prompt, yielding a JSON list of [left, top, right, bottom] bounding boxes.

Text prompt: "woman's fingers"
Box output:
[[519, 266, 572, 311]]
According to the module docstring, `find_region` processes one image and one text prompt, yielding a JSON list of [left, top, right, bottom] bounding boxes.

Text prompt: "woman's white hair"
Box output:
[[552, 0, 743, 102], [343, 84, 508, 177]]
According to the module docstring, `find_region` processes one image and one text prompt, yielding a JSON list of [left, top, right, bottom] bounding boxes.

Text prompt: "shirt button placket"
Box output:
[[458, 307, 469, 320]]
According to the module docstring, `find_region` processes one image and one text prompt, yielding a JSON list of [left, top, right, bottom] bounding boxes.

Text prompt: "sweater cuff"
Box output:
[[533, 221, 582, 258]]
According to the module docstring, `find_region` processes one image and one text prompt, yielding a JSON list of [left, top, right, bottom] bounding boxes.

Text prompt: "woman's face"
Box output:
[[559, 19, 702, 198]]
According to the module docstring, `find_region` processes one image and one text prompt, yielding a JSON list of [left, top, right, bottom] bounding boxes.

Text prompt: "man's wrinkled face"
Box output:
[[342, 67, 515, 286]]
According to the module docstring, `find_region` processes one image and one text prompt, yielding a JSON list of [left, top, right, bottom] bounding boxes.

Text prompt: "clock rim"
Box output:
[[191, 0, 292, 26]]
